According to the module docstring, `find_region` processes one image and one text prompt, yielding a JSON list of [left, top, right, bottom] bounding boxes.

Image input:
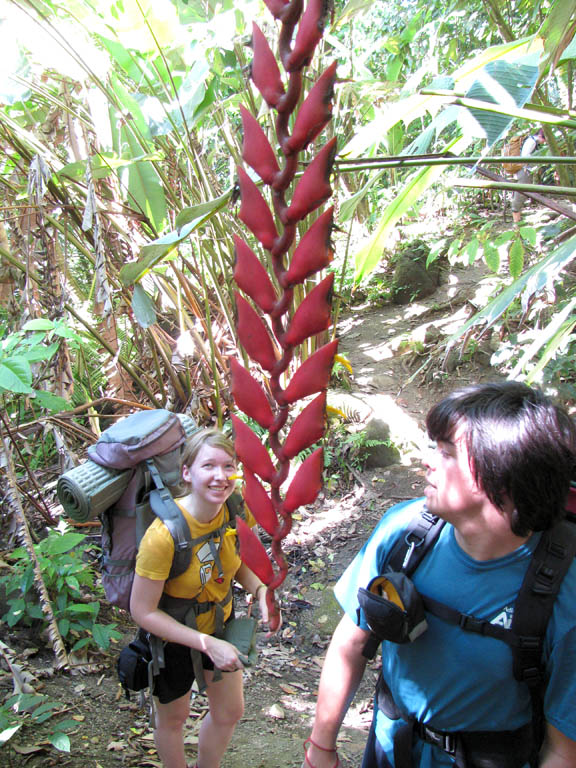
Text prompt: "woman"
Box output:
[[130, 428, 277, 768]]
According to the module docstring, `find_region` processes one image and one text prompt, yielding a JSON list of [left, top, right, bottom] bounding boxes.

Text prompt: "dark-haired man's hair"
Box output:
[[426, 381, 576, 535]]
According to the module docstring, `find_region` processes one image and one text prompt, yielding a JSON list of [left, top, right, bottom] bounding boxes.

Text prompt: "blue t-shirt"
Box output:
[[335, 499, 576, 767]]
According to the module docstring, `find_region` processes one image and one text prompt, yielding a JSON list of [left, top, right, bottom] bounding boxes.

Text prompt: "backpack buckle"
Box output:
[[420, 725, 456, 755], [458, 613, 486, 634], [546, 539, 568, 559], [533, 563, 557, 595], [518, 665, 542, 685], [517, 635, 542, 651]]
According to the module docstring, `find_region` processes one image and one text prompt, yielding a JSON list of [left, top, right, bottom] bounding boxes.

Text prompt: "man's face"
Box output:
[[423, 428, 486, 521]]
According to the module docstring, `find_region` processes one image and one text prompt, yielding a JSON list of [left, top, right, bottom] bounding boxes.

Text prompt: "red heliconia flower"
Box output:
[[230, 358, 275, 429], [233, 4, 338, 629], [285, 0, 330, 71], [237, 167, 278, 250], [262, 0, 290, 20], [283, 447, 324, 512], [283, 206, 334, 286], [283, 137, 337, 223], [240, 105, 280, 185], [243, 468, 279, 536], [282, 339, 338, 404], [231, 414, 276, 483], [233, 235, 277, 314], [283, 61, 337, 154], [283, 392, 327, 459], [283, 272, 334, 346], [251, 22, 285, 108], [236, 517, 275, 584], [235, 292, 278, 372]]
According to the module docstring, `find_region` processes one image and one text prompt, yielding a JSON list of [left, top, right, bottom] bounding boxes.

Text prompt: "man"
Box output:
[[512, 129, 546, 224], [303, 382, 576, 768]]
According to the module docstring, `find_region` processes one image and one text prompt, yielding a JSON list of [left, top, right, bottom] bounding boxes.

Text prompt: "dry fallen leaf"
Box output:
[[267, 703, 286, 719], [106, 740, 127, 752], [12, 744, 45, 755]]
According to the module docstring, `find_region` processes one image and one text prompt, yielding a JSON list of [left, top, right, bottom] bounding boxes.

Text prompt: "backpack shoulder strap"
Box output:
[[146, 459, 193, 580], [387, 505, 446, 575], [511, 517, 576, 688]]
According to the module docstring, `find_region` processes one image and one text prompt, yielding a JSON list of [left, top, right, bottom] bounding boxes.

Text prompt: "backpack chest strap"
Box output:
[[419, 593, 525, 647]]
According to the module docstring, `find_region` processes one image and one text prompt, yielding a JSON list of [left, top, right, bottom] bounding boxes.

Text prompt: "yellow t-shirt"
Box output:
[[135, 500, 256, 635]]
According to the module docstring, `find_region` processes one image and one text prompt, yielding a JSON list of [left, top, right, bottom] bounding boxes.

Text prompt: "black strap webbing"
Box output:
[[387, 506, 445, 576], [512, 518, 576, 687]]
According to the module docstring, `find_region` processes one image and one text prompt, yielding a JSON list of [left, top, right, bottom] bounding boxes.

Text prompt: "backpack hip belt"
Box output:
[[376, 672, 535, 768], [158, 588, 234, 692]]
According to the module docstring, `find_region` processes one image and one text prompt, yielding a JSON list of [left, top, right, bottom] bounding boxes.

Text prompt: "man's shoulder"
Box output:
[[373, 497, 430, 535]]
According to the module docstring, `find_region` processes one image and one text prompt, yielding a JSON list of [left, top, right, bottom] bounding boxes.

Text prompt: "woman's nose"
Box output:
[[214, 464, 226, 479]]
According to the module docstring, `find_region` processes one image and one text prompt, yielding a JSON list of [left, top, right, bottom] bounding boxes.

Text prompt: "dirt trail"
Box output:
[[2, 263, 500, 768]]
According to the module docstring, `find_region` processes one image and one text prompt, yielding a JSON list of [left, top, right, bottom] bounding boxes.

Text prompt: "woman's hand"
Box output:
[[202, 635, 244, 671]]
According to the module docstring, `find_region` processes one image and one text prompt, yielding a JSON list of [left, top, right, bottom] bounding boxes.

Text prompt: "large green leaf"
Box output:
[[448, 235, 576, 343], [354, 135, 471, 282], [109, 74, 167, 233], [463, 60, 539, 144], [119, 190, 231, 285], [49, 732, 71, 753], [538, 0, 576, 73], [131, 284, 157, 328], [33, 390, 72, 412], [57, 152, 162, 182], [509, 298, 576, 381], [139, 58, 211, 136], [341, 38, 540, 159], [0, 357, 34, 394]]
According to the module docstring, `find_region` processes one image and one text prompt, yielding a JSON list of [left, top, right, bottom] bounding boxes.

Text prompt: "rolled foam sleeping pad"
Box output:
[[57, 412, 199, 522], [57, 460, 131, 522]]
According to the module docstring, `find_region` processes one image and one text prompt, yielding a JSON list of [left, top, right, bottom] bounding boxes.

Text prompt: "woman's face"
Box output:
[[182, 443, 237, 508]]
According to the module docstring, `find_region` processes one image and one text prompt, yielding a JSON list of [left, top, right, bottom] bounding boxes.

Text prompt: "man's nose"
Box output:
[[422, 445, 436, 469]]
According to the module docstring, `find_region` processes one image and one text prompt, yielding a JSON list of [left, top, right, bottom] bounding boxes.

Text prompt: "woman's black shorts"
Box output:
[[138, 630, 214, 705]]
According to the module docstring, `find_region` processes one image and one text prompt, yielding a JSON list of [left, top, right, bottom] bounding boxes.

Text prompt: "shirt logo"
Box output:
[[197, 542, 215, 586], [490, 606, 514, 629]]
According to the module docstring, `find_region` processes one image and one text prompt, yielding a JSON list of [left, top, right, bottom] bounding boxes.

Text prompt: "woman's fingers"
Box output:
[[204, 637, 244, 670]]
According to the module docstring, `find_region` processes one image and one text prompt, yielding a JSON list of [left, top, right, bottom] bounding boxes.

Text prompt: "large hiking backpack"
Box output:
[[360, 493, 576, 767], [58, 409, 200, 611], [502, 134, 526, 175]]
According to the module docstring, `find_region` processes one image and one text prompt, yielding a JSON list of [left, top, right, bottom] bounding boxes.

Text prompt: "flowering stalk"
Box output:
[[233, 0, 337, 630]]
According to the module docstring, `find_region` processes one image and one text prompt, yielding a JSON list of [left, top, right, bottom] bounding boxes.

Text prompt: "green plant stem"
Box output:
[[336, 156, 576, 171], [446, 179, 576, 195]]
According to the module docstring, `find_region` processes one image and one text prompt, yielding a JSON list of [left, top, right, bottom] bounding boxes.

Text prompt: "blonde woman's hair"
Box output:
[[174, 428, 236, 496]]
